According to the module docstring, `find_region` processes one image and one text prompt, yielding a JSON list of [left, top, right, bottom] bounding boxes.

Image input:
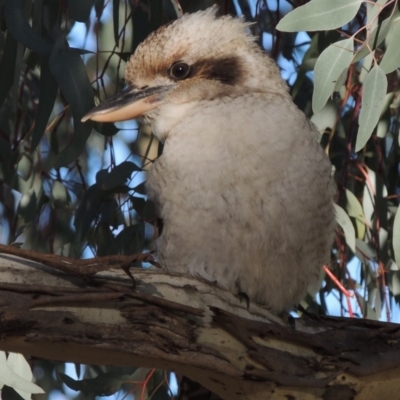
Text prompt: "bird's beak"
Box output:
[[81, 84, 174, 123]]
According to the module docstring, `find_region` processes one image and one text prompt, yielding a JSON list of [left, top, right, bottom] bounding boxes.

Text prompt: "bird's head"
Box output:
[[82, 7, 288, 140]]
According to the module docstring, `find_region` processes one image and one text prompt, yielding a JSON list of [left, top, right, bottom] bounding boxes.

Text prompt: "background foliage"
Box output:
[[0, 0, 400, 398]]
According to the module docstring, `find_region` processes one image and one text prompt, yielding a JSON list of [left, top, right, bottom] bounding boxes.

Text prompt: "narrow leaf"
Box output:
[[355, 238, 376, 260], [31, 59, 59, 151], [353, 16, 392, 63], [313, 38, 353, 113], [332, 67, 348, 93], [96, 161, 139, 191], [0, 352, 43, 394], [380, 18, 400, 73], [334, 204, 356, 253], [0, 33, 17, 108], [393, 207, 400, 266], [389, 270, 400, 296], [49, 38, 95, 167], [67, 0, 96, 22], [74, 184, 101, 241], [4, 0, 53, 56], [360, 53, 374, 83], [346, 189, 365, 239], [367, 0, 389, 23], [356, 65, 387, 152], [7, 353, 39, 400], [113, 0, 119, 46], [276, 0, 363, 32]]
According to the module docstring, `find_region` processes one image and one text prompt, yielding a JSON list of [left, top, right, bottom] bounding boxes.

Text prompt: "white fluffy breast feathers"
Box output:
[[82, 7, 335, 313]]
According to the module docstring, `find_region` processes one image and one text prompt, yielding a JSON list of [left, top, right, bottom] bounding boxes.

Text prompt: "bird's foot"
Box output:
[[237, 290, 250, 309], [296, 304, 320, 320], [121, 265, 136, 289]]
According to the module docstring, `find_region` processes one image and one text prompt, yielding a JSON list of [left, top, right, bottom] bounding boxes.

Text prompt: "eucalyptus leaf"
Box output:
[[367, 0, 389, 23], [346, 189, 366, 239], [276, 0, 363, 32], [355, 239, 376, 260], [332, 67, 348, 93], [59, 372, 124, 396], [49, 38, 95, 167], [31, 59, 59, 151], [310, 101, 337, 133], [0, 32, 17, 108], [74, 184, 102, 241], [112, 0, 119, 46], [334, 204, 356, 253], [96, 161, 140, 191], [380, 18, 400, 73], [360, 53, 374, 84], [393, 206, 400, 266], [313, 38, 353, 113], [389, 270, 400, 296], [67, 0, 96, 22], [353, 16, 392, 63], [356, 65, 387, 152], [6, 353, 38, 400], [0, 352, 43, 395], [4, 0, 53, 56]]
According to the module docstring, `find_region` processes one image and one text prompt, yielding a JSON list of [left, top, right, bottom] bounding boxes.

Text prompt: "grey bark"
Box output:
[[0, 247, 400, 400]]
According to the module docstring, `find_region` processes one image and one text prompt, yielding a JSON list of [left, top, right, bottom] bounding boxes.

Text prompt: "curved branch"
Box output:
[[0, 250, 400, 400]]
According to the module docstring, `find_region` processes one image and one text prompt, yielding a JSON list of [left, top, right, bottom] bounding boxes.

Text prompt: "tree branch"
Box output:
[[0, 249, 400, 400]]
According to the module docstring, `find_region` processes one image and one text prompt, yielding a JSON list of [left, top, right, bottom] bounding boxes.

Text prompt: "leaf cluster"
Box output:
[[277, 0, 400, 319]]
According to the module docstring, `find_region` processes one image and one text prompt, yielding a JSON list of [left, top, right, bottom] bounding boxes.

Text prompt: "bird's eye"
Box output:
[[169, 62, 190, 80]]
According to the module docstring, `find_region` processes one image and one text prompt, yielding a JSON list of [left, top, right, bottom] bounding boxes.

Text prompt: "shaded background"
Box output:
[[0, 0, 400, 398]]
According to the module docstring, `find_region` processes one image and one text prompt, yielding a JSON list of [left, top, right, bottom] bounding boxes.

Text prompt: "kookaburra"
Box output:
[[82, 7, 335, 313]]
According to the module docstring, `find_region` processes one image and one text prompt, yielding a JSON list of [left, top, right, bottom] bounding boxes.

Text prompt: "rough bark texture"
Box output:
[[1, 246, 400, 400]]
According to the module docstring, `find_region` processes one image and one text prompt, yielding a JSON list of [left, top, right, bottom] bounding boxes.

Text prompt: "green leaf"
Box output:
[[74, 184, 101, 240], [112, 224, 145, 254], [17, 189, 37, 223], [0, 352, 43, 395], [51, 181, 70, 204], [356, 65, 387, 152], [389, 269, 400, 296], [355, 238, 376, 260], [380, 18, 400, 73], [130, 196, 146, 216], [132, 182, 146, 195], [93, 122, 119, 136], [359, 53, 373, 83], [4, 0, 53, 56], [346, 189, 365, 239], [31, 59, 59, 151], [67, 0, 96, 22], [313, 38, 353, 113], [0, 134, 13, 182], [96, 161, 140, 191], [59, 372, 124, 396], [112, 0, 119, 46], [276, 0, 363, 32], [49, 38, 95, 167], [367, 0, 389, 23], [310, 101, 337, 133], [332, 67, 348, 93], [0, 32, 17, 108], [334, 204, 356, 253], [6, 353, 43, 400], [353, 16, 392, 63], [393, 206, 400, 266], [131, 2, 151, 52]]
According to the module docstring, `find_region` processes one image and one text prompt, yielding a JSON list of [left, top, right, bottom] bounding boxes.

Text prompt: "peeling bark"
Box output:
[[0, 247, 400, 400]]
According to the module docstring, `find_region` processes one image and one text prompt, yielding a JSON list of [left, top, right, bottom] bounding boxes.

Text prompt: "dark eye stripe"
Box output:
[[190, 56, 242, 85]]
